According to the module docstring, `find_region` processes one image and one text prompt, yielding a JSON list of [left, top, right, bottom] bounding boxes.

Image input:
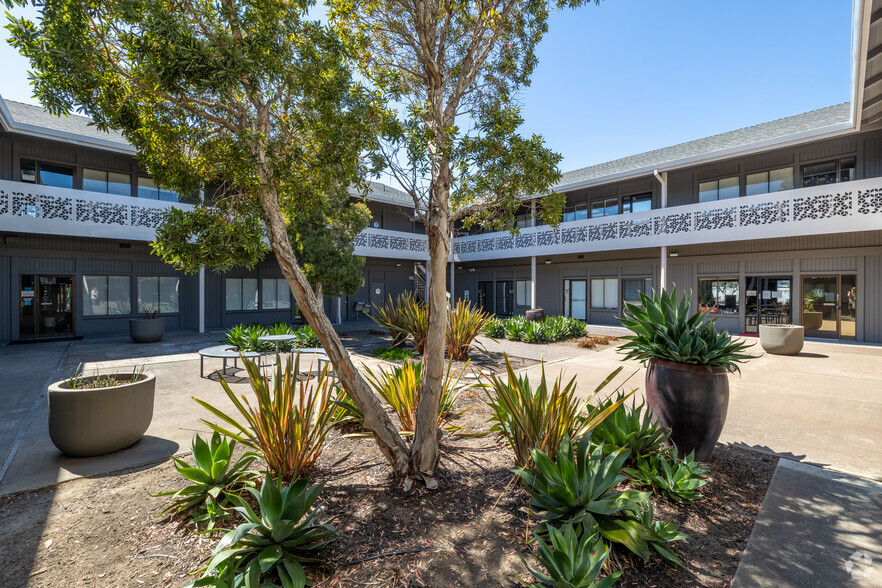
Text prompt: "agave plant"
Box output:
[[542, 316, 568, 342], [153, 432, 259, 530], [521, 522, 620, 588], [363, 359, 465, 434], [447, 299, 494, 360], [521, 320, 548, 344], [516, 435, 683, 566], [268, 322, 298, 351], [225, 323, 273, 353], [368, 292, 413, 347], [194, 353, 337, 481], [483, 356, 630, 467], [588, 393, 670, 464], [294, 325, 321, 348], [483, 318, 505, 338], [625, 446, 710, 504], [618, 287, 757, 373], [186, 475, 336, 588], [504, 316, 527, 341]]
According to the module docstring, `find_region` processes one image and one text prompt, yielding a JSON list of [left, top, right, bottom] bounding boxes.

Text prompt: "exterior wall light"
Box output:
[[670, 252, 679, 257]]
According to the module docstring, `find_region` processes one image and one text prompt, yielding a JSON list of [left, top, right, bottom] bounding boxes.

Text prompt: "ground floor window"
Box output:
[[698, 278, 739, 316], [83, 275, 131, 316], [137, 276, 180, 314], [622, 277, 652, 306], [563, 279, 587, 320], [590, 278, 618, 310], [262, 278, 292, 310], [515, 279, 532, 307], [226, 277, 258, 311]]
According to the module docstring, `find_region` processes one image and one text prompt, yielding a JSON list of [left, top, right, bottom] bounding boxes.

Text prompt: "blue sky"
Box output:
[[0, 0, 852, 172]]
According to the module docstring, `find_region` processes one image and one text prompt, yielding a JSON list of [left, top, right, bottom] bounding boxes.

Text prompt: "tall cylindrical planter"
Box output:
[[48, 373, 155, 457], [129, 317, 165, 343], [645, 358, 729, 461]]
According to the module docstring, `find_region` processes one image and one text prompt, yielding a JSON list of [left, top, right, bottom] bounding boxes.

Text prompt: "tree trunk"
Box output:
[[258, 187, 411, 479], [411, 153, 450, 489]]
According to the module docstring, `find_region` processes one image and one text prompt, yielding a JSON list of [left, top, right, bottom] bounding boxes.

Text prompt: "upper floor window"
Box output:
[[20, 159, 74, 189], [746, 167, 793, 196], [515, 212, 533, 229], [622, 193, 651, 214], [138, 177, 179, 202], [698, 176, 739, 203], [84, 168, 131, 196], [590, 198, 618, 218], [562, 203, 588, 223], [802, 157, 856, 187]]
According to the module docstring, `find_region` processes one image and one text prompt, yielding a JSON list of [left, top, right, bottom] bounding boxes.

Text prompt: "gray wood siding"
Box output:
[[865, 255, 882, 342], [0, 255, 10, 340]]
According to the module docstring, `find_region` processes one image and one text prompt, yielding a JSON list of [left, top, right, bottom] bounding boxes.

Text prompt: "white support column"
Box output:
[[449, 261, 455, 305], [198, 267, 205, 333], [336, 297, 342, 325], [531, 256, 537, 310], [660, 246, 668, 293]]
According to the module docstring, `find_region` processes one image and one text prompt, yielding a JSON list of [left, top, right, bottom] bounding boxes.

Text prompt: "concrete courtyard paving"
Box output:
[[523, 338, 882, 481]]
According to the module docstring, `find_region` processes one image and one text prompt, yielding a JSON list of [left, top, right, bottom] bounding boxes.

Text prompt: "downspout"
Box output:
[[654, 169, 668, 292]]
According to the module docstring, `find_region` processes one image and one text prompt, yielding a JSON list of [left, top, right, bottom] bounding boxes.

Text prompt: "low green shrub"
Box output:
[[373, 346, 416, 361], [563, 317, 587, 338], [521, 522, 620, 588], [294, 325, 321, 348], [522, 320, 548, 344], [185, 475, 336, 587], [516, 435, 684, 566], [483, 318, 505, 338], [504, 316, 527, 341], [225, 323, 321, 353], [153, 433, 258, 531], [625, 447, 710, 504]]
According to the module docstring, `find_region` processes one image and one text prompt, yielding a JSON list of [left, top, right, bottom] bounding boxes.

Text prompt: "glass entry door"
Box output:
[[19, 275, 74, 339], [563, 279, 587, 320], [802, 275, 856, 339], [495, 280, 513, 317], [745, 276, 792, 334], [478, 281, 494, 314]]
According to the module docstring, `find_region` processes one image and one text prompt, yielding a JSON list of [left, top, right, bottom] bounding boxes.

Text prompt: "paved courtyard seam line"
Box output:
[[0, 342, 70, 487]]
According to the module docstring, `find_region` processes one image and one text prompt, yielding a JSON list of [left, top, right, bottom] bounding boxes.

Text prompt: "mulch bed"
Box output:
[[0, 393, 777, 588]]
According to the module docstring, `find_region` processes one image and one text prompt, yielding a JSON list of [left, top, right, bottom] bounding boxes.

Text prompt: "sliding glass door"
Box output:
[[802, 275, 856, 339], [563, 279, 587, 320]]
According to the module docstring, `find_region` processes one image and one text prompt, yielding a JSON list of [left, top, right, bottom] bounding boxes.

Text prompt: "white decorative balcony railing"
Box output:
[[353, 226, 429, 261], [0, 179, 192, 241], [451, 177, 882, 262]]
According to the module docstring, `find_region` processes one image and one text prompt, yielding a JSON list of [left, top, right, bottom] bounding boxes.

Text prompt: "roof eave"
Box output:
[[549, 120, 856, 194]]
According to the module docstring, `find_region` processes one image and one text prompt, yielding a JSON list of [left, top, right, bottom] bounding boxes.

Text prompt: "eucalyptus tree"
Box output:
[[329, 0, 591, 486], [6, 0, 415, 474]]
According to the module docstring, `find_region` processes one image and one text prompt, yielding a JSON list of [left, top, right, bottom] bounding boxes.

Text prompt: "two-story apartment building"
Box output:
[[0, 98, 429, 342], [2, 0, 882, 344]]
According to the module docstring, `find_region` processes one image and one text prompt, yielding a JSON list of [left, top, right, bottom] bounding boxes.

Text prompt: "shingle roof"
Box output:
[[2, 98, 131, 149], [365, 181, 413, 205], [557, 103, 851, 188]]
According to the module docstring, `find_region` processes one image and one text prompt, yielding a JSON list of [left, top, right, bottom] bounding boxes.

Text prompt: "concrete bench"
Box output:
[[199, 345, 264, 378]]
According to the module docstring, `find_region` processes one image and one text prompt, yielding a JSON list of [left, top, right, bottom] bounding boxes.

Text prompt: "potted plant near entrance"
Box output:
[[802, 290, 825, 331], [618, 287, 758, 461], [129, 304, 165, 343], [48, 365, 155, 457]]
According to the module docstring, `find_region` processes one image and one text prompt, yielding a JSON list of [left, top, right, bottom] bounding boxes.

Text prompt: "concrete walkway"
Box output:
[[523, 339, 882, 480], [732, 459, 881, 587]]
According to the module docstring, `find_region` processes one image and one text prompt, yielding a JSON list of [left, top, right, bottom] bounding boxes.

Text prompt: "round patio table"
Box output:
[[258, 334, 298, 364]]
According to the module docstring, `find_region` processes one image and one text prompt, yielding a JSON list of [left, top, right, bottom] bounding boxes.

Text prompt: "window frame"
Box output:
[[590, 277, 619, 311], [745, 166, 794, 197], [225, 277, 260, 312], [621, 193, 652, 214], [698, 175, 740, 203], [697, 277, 740, 317], [515, 279, 532, 307], [82, 275, 132, 317], [800, 156, 857, 187], [622, 277, 653, 307], [83, 168, 132, 196], [137, 176, 180, 202], [262, 278, 292, 310], [137, 275, 181, 315]]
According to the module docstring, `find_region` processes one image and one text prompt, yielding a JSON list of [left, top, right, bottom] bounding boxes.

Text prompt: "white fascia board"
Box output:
[[6, 121, 136, 154], [851, 0, 871, 130], [548, 121, 856, 194], [0, 99, 13, 132]]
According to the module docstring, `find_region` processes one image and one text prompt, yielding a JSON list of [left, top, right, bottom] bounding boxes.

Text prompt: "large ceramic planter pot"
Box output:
[[645, 358, 729, 461], [802, 311, 823, 330], [759, 324, 804, 355], [48, 373, 155, 457], [129, 317, 165, 343], [525, 308, 546, 322]]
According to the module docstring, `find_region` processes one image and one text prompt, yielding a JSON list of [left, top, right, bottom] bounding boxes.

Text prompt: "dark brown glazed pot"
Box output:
[[645, 358, 729, 461]]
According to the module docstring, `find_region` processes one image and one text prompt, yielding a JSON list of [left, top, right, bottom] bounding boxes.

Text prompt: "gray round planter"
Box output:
[[129, 317, 165, 343], [759, 324, 804, 355], [48, 373, 155, 457]]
